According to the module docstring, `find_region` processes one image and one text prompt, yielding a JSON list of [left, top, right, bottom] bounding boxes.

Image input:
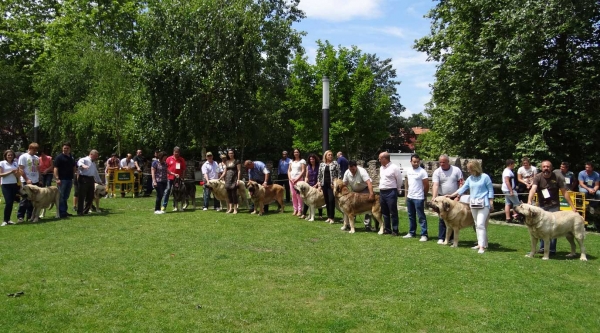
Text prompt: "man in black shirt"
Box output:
[[133, 150, 147, 196], [53, 142, 77, 218]]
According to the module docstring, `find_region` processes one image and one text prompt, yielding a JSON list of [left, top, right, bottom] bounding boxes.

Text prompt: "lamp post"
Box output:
[[322, 76, 330, 153]]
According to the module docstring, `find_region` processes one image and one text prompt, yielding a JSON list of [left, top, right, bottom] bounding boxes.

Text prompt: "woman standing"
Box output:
[[449, 160, 494, 254], [218, 154, 227, 178], [0, 150, 20, 225], [152, 151, 168, 214], [288, 149, 306, 217], [303, 153, 323, 220], [317, 150, 340, 224], [220, 149, 241, 214]]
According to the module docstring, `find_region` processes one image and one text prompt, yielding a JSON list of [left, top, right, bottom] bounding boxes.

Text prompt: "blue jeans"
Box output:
[[438, 217, 454, 241], [162, 179, 174, 208], [58, 179, 73, 217], [407, 197, 428, 237], [379, 189, 399, 232], [42, 174, 53, 187], [579, 187, 600, 208], [1, 184, 19, 222], [203, 184, 220, 209], [540, 206, 559, 253]]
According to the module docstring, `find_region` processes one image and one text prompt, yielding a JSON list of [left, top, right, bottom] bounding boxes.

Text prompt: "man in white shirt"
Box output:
[[343, 160, 375, 231], [403, 154, 430, 241], [501, 159, 520, 223], [202, 152, 221, 211], [378, 152, 403, 236], [517, 157, 537, 201], [120, 153, 136, 197], [76, 150, 103, 215], [431, 154, 463, 244], [17, 142, 41, 222]]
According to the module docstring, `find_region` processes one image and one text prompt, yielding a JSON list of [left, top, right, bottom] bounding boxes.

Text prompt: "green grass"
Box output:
[[1, 188, 599, 332]]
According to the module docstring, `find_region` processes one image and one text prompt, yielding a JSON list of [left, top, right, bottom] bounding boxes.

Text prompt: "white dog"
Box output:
[[293, 181, 325, 221], [19, 185, 60, 222], [205, 179, 249, 210]]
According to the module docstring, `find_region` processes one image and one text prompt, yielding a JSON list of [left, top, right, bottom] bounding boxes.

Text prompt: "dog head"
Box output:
[[293, 181, 308, 195], [94, 184, 107, 198], [247, 180, 260, 197], [205, 179, 222, 190], [19, 185, 40, 200], [513, 203, 538, 225], [333, 179, 349, 197], [427, 196, 453, 214]]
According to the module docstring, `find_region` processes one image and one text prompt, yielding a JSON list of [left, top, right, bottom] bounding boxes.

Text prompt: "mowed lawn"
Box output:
[[1, 188, 599, 332]]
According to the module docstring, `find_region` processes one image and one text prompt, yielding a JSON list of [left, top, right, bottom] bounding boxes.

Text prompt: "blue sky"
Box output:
[[294, 0, 437, 117]]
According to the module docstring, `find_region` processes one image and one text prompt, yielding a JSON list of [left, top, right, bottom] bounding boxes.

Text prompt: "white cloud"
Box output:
[[298, 0, 384, 22], [371, 26, 405, 38]]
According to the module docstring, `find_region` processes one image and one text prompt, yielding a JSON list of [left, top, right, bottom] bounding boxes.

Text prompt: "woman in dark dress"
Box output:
[[317, 150, 340, 223], [303, 153, 323, 220], [219, 149, 241, 214]]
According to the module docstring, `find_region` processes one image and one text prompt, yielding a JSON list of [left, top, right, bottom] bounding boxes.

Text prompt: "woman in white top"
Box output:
[[288, 149, 306, 217], [0, 150, 20, 226]]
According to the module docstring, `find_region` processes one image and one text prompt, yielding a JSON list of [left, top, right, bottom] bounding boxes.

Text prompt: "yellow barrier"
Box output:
[[107, 170, 141, 198], [534, 191, 588, 224]]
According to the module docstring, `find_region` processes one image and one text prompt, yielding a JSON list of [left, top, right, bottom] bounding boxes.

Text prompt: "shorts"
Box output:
[[503, 191, 519, 206]]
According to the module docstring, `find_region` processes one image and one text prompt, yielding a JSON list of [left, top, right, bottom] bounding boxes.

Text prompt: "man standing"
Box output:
[[554, 162, 576, 191], [278, 151, 291, 203], [343, 160, 375, 231], [120, 153, 136, 197], [431, 154, 463, 244], [527, 160, 576, 255], [244, 160, 272, 213], [202, 152, 220, 211], [76, 150, 104, 215], [501, 159, 520, 223], [163, 147, 186, 212], [337, 152, 349, 177], [378, 152, 403, 236], [132, 149, 148, 196], [403, 154, 430, 241], [54, 142, 76, 218], [578, 162, 600, 214], [17, 142, 41, 222]]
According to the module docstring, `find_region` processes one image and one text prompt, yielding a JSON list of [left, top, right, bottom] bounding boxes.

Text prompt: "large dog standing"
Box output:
[[171, 178, 197, 211], [205, 179, 249, 210], [428, 196, 476, 247], [246, 180, 284, 216], [19, 185, 60, 222], [293, 181, 325, 221], [332, 179, 383, 234], [91, 184, 107, 212], [514, 203, 587, 261]]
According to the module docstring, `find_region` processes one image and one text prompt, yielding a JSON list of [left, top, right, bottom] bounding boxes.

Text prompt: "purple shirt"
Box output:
[[152, 160, 168, 183], [307, 164, 319, 186]]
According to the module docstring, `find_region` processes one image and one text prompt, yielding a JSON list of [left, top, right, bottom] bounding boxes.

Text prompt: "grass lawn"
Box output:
[[1, 187, 599, 332]]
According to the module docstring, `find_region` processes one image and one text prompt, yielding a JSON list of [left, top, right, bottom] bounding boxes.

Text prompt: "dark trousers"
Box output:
[[154, 182, 167, 211], [58, 179, 73, 217], [322, 181, 335, 219], [203, 184, 220, 209], [77, 176, 95, 214], [17, 197, 33, 220], [278, 174, 290, 202], [303, 204, 323, 217], [380, 189, 399, 232], [438, 217, 454, 241], [1, 184, 19, 222], [227, 188, 238, 205], [41, 174, 53, 187]]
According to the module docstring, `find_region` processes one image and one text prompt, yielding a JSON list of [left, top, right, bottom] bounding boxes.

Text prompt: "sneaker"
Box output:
[[6, 221, 14, 225], [419, 236, 428, 242], [478, 249, 485, 254], [437, 239, 444, 245], [1, 222, 7, 227], [215, 208, 221, 212], [17, 218, 24, 223], [154, 210, 161, 214], [391, 231, 399, 236], [158, 210, 165, 215], [173, 207, 178, 212], [203, 208, 208, 211], [402, 233, 414, 239], [471, 245, 480, 250]]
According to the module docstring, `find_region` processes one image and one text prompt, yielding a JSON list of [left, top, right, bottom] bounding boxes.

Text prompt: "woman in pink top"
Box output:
[[288, 149, 306, 217], [39, 150, 54, 187]]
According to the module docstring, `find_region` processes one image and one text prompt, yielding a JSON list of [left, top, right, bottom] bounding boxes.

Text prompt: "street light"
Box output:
[[322, 76, 330, 153]]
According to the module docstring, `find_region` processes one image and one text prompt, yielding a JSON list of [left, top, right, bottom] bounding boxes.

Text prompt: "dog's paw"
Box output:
[[378, 230, 384, 235], [450, 244, 457, 248], [349, 229, 355, 234], [542, 257, 550, 260], [250, 211, 256, 215], [340, 225, 348, 231], [307, 218, 314, 222], [566, 253, 576, 258], [580, 256, 588, 261], [525, 254, 533, 258]]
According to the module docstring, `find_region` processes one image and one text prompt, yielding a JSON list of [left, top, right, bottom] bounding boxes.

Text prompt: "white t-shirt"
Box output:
[[501, 167, 516, 192], [120, 158, 135, 169], [0, 160, 19, 184], [289, 159, 306, 179], [18, 152, 40, 183], [432, 166, 463, 196], [517, 166, 537, 185], [406, 166, 428, 200], [343, 167, 371, 192], [201, 160, 220, 180]]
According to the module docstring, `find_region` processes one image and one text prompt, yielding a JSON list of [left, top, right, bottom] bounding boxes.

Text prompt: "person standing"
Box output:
[[278, 151, 291, 203], [403, 154, 430, 241], [202, 152, 221, 211], [317, 150, 340, 224], [501, 159, 520, 223], [527, 160, 577, 255], [343, 160, 375, 231], [244, 159, 273, 213], [17, 142, 41, 222], [220, 150, 241, 214], [76, 150, 103, 215], [152, 152, 168, 214], [162, 147, 186, 212], [120, 153, 136, 197], [288, 149, 306, 217], [39, 149, 54, 187], [449, 160, 494, 254], [132, 149, 147, 196], [0, 150, 20, 225], [104, 153, 120, 197], [431, 154, 463, 244], [378, 152, 403, 235], [53, 143, 77, 218], [302, 153, 323, 220], [337, 151, 349, 177]]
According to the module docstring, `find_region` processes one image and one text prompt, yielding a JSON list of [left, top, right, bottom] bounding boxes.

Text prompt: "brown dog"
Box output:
[[332, 179, 383, 234], [428, 196, 476, 247], [246, 180, 284, 215], [19, 185, 60, 222]]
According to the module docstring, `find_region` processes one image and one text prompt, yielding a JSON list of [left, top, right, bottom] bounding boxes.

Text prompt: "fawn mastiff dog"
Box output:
[[514, 203, 587, 261], [428, 196, 476, 247], [293, 181, 325, 221], [205, 179, 249, 209], [19, 185, 60, 222], [92, 184, 107, 212], [246, 180, 284, 215], [332, 179, 383, 234]]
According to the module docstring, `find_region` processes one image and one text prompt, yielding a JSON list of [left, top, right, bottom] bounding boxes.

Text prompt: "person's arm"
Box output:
[[287, 162, 292, 182], [422, 178, 430, 198], [263, 169, 270, 186], [366, 179, 374, 201], [236, 162, 241, 182], [594, 180, 600, 193], [517, 170, 526, 185], [527, 184, 537, 205], [432, 182, 439, 198], [134, 160, 142, 172], [151, 165, 157, 187], [503, 175, 513, 195], [560, 188, 577, 212], [486, 176, 495, 209], [449, 178, 469, 197], [298, 163, 306, 182]]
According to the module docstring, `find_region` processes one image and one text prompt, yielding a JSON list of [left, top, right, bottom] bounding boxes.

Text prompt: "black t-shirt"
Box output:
[[133, 155, 146, 169], [54, 153, 76, 180], [533, 172, 565, 209]]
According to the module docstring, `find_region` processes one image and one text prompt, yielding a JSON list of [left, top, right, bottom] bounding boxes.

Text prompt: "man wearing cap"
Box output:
[[278, 151, 291, 203], [342, 160, 375, 231], [202, 152, 221, 211]]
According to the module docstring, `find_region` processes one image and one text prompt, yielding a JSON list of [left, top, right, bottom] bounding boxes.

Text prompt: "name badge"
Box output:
[[565, 178, 571, 185], [541, 189, 550, 199], [587, 180, 593, 186], [176, 163, 181, 170]]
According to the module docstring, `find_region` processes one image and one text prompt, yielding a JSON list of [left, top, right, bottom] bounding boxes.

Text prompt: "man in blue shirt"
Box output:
[[578, 162, 600, 214], [337, 151, 349, 176], [277, 151, 291, 203], [244, 160, 273, 213]]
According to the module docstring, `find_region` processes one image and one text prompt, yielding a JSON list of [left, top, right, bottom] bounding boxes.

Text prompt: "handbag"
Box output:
[[469, 197, 485, 209]]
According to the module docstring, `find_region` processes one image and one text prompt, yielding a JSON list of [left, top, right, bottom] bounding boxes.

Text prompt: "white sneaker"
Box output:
[[1, 222, 7, 226], [419, 236, 428, 242], [471, 245, 480, 250], [478, 249, 485, 254], [215, 208, 221, 212], [154, 210, 161, 214], [173, 207, 178, 212], [158, 210, 165, 214], [402, 233, 414, 239], [437, 239, 444, 245], [203, 208, 208, 211]]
